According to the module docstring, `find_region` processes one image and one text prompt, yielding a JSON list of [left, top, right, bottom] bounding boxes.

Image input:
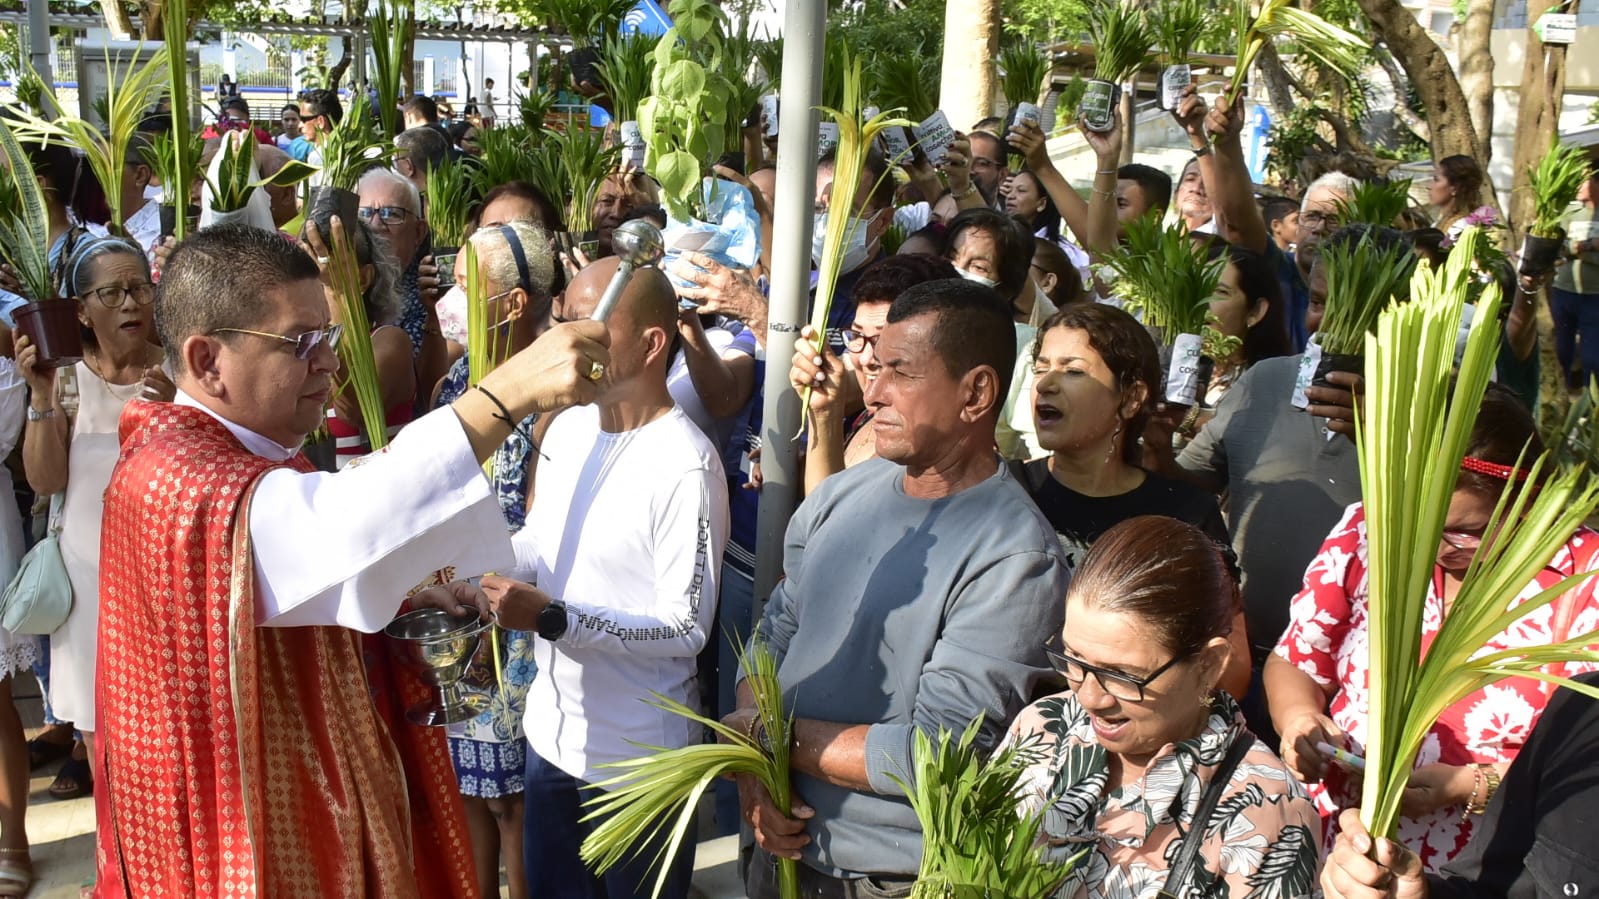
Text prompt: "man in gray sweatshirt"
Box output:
[[731, 279, 1071, 897]]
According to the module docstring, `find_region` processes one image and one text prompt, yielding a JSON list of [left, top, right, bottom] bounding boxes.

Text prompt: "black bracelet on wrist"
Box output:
[[472, 384, 547, 459]]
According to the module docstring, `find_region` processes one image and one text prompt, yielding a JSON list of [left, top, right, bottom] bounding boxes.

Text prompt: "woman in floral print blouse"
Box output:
[[1006, 516, 1321, 899]]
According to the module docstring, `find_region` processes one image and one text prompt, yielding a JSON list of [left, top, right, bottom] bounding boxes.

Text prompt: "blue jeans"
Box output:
[[523, 747, 697, 899], [1551, 287, 1599, 390], [712, 563, 755, 836]]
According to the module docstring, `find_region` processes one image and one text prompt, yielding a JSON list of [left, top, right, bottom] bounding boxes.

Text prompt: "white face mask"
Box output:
[[812, 211, 878, 273], [954, 265, 999, 289]]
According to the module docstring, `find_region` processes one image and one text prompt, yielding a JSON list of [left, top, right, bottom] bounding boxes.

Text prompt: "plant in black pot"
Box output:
[[425, 161, 475, 284], [308, 91, 393, 227], [1080, 0, 1151, 133], [1105, 215, 1227, 408], [141, 130, 205, 239], [536, 0, 636, 93], [1521, 139, 1591, 278], [0, 119, 79, 367], [596, 31, 657, 170], [528, 126, 621, 259], [1311, 228, 1417, 390], [1152, 0, 1206, 110]]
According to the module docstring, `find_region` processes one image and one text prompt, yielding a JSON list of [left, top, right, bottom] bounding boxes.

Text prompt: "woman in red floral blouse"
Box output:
[[1265, 385, 1599, 870]]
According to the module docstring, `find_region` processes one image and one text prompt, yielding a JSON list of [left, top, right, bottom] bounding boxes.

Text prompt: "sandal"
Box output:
[[49, 754, 93, 800], [26, 735, 71, 770], [0, 847, 32, 898]]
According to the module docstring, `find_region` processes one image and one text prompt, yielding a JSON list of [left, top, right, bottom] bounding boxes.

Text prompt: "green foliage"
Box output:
[[1152, 0, 1209, 65], [716, 11, 769, 153], [870, 51, 941, 123], [425, 160, 476, 247], [1228, 0, 1366, 102], [639, 0, 738, 222], [1087, 0, 1153, 82], [1316, 231, 1417, 355], [1528, 139, 1592, 239], [893, 721, 1080, 899], [163, 0, 197, 239], [1004, 0, 1093, 43], [526, 126, 621, 233], [500, 0, 635, 47], [596, 32, 657, 123], [1105, 214, 1226, 339], [142, 129, 206, 210], [753, 36, 784, 90], [998, 42, 1050, 110], [369, 0, 412, 138], [472, 127, 538, 199], [316, 91, 393, 191], [828, 0, 947, 63], [0, 118, 54, 302], [1336, 179, 1415, 228]]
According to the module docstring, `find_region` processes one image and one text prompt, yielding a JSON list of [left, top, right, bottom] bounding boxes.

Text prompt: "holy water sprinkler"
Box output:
[[590, 220, 666, 322]]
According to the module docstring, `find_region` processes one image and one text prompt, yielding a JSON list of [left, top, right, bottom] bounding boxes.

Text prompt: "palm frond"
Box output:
[[316, 91, 392, 191], [1315, 230, 1417, 355], [1104, 215, 1224, 337], [998, 43, 1050, 110], [1088, 0, 1153, 83], [1336, 179, 1414, 228], [1226, 0, 1366, 102], [328, 222, 390, 450], [370, 0, 413, 138], [596, 32, 658, 123]]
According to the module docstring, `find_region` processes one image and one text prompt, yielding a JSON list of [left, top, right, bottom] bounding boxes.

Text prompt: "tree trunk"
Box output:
[[1457, 0, 1495, 164], [1508, 0, 1577, 237], [1355, 0, 1484, 163], [102, 0, 137, 39], [939, 0, 999, 131], [400, 5, 416, 100]]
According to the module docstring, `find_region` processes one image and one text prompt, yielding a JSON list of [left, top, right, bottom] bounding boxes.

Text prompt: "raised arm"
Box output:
[[1195, 87, 1270, 254]]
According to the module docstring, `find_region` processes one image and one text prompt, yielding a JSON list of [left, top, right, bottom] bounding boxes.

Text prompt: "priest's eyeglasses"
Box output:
[[1045, 644, 1192, 703], [211, 324, 344, 360]]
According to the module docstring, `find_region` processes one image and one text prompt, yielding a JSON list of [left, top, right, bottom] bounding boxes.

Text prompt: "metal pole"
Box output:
[[751, 0, 825, 615], [26, 0, 55, 117]]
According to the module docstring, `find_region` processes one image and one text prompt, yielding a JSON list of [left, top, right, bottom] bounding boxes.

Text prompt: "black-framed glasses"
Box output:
[[358, 205, 413, 226], [1045, 644, 1192, 703], [83, 282, 155, 308], [211, 323, 343, 360], [839, 329, 880, 354]]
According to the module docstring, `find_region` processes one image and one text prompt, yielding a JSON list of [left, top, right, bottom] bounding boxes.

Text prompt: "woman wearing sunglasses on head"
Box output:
[[17, 236, 176, 805], [1003, 516, 1319, 899], [1266, 384, 1599, 872]]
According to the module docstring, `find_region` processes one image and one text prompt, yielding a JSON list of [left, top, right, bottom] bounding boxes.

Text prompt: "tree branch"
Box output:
[[1372, 46, 1431, 144]]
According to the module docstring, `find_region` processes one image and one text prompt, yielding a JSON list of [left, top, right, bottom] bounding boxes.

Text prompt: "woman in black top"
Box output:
[[1017, 303, 1249, 697]]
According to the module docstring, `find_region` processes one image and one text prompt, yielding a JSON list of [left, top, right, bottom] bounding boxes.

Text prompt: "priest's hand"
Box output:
[[476, 320, 612, 416], [408, 581, 492, 620], [479, 575, 552, 632], [1321, 810, 1427, 899]]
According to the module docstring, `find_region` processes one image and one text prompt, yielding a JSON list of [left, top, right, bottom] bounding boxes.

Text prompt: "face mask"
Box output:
[[811, 211, 878, 273], [955, 266, 998, 289]]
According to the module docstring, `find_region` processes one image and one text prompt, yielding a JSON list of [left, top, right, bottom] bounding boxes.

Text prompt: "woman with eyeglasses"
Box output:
[[1004, 515, 1319, 899], [302, 217, 416, 470], [788, 255, 958, 495], [16, 236, 175, 804], [1266, 385, 1599, 871]]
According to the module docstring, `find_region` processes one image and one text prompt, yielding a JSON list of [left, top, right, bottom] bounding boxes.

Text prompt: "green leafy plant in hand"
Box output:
[[893, 720, 1081, 899], [999, 42, 1051, 110], [370, 0, 414, 138], [10, 44, 170, 233], [426, 160, 476, 248], [580, 633, 797, 899], [0, 117, 55, 302], [1089, 0, 1153, 83], [870, 50, 940, 123], [515, 87, 558, 136], [162, 0, 197, 239], [1528, 139, 1591, 239], [638, 0, 739, 222], [715, 12, 769, 154], [596, 32, 658, 123], [1153, 0, 1209, 65], [1356, 226, 1599, 841], [1315, 229, 1417, 355], [316, 91, 394, 191], [142, 129, 205, 212], [1105, 214, 1226, 340], [471, 127, 538, 199], [325, 220, 390, 450], [1335, 179, 1414, 228], [553, 127, 622, 233], [753, 36, 784, 90], [1226, 0, 1366, 103]]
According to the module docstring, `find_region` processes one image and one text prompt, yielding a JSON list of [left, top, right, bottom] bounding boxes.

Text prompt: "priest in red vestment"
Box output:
[[91, 224, 610, 898]]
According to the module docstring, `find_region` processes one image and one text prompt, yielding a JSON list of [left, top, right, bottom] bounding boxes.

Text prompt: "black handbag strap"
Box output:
[[1158, 734, 1254, 899]]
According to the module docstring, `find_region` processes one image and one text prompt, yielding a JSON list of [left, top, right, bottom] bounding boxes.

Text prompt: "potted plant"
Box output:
[[535, 0, 636, 90], [1080, 0, 1152, 133], [998, 42, 1050, 119], [596, 32, 657, 170], [141, 129, 204, 238], [10, 46, 170, 235], [308, 91, 393, 226], [1103, 215, 1229, 407], [1152, 0, 1207, 110], [1224, 0, 1365, 105], [1521, 139, 1591, 277], [470, 127, 541, 201], [893, 722, 1080, 899], [425, 161, 475, 284], [1335, 178, 1415, 227], [713, 15, 770, 160], [369, 0, 414, 138], [1309, 229, 1416, 390], [527, 126, 621, 258], [0, 119, 80, 367], [1354, 226, 1599, 843]]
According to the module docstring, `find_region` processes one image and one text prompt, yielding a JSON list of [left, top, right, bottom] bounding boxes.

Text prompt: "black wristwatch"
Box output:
[[536, 599, 568, 641]]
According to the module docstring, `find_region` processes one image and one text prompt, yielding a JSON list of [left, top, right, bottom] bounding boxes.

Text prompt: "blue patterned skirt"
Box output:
[[448, 736, 528, 799]]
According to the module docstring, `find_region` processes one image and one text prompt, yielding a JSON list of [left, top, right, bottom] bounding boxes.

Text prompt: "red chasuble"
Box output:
[[94, 402, 478, 898]]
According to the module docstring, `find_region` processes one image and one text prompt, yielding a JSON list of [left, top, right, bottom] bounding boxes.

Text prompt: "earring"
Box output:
[[1105, 422, 1123, 465], [1201, 692, 1217, 710]]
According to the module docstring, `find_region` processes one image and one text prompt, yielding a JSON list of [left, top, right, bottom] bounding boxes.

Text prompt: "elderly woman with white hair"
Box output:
[[430, 219, 557, 899]]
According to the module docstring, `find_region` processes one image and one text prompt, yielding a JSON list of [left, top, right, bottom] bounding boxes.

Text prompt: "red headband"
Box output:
[[1461, 456, 1530, 481]]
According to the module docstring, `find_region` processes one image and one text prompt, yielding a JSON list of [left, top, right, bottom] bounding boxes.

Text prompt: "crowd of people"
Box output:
[[0, 56, 1594, 899]]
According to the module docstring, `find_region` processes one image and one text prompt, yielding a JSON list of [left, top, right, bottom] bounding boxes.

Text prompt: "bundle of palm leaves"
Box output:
[[316, 91, 393, 192], [162, 0, 198, 239], [327, 222, 390, 450], [1226, 0, 1366, 102], [870, 51, 940, 125], [999, 43, 1050, 111], [894, 722, 1080, 899], [370, 0, 414, 137], [1314, 230, 1417, 356], [596, 32, 657, 124], [1335, 179, 1414, 228], [1153, 0, 1207, 108], [1356, 226, 1599, 840]]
